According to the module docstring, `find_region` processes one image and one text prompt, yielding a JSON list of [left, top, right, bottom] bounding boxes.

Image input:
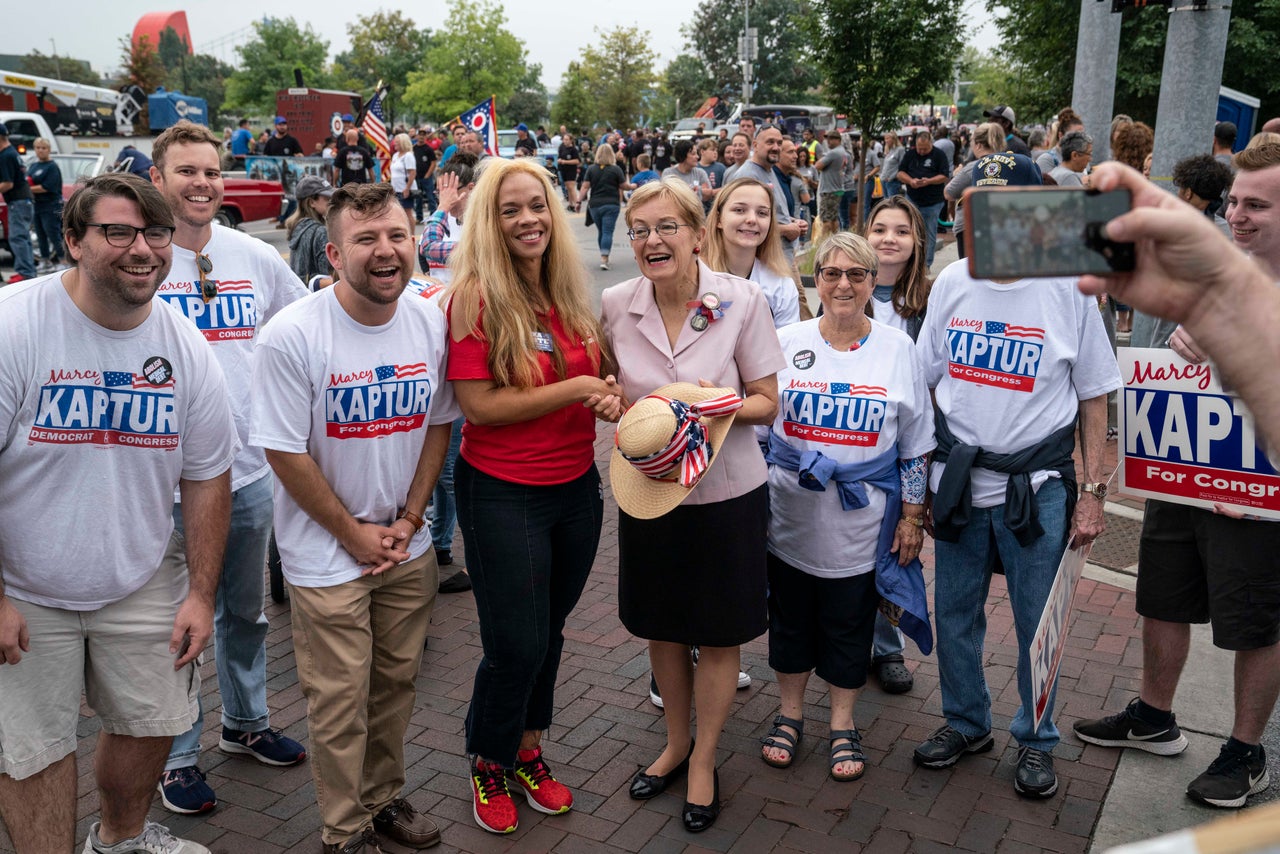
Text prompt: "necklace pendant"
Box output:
[[690, 313, 709, 332]]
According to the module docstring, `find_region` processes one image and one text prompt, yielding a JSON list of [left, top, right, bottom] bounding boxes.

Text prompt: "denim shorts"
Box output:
[[0, 534, 200, 780], [1136, 499, 1280, 651]]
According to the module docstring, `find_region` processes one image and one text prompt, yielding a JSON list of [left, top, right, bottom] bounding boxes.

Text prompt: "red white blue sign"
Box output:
[[1118, 347, 1280, 519], [457, 97, 498, 157]]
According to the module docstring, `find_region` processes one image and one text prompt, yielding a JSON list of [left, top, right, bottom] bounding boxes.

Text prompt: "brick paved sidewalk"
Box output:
[[1, 429, 1148, 853]]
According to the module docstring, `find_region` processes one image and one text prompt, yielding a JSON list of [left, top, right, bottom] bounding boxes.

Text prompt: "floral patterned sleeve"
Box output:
[[898, 454, 927, 504]]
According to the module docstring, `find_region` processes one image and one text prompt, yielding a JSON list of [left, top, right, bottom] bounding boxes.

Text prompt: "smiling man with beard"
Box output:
[[0, 173, 235, 854], [145, 121, 310, 817], [252, 182, 457, 853]]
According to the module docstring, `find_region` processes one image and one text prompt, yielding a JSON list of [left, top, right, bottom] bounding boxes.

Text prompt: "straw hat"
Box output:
[[610, 382, 742, 520]]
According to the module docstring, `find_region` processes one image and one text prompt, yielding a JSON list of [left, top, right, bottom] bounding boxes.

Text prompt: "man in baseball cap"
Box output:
[[983, 105, 1030, 155]]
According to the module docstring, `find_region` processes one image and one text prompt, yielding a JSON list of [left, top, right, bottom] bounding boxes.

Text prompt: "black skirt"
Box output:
[[618, 484, 768, 646]]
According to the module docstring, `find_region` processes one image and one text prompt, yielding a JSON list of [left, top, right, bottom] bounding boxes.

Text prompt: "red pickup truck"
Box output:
[[1, 154, 284, 263]]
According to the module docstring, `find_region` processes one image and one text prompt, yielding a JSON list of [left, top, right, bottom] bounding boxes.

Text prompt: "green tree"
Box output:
[[955, 46, 1020, 125], [403, 0, 527, 121], [118, 34, 167, 133], [577, 26, 657, 129], [19, 51, 101, 86], [662, 54, 715, 119], [682, 0, 821, 103], [332, 11, 432, 124], [987, 0, 1280, 127], [500, 64, 549, 127], [551, 62, 597, 133], [224, 18, 331, 115], [807, 0, 964, 227]]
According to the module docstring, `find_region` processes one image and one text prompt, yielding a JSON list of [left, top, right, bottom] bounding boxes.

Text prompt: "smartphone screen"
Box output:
[[965, 187, 1134, 279]]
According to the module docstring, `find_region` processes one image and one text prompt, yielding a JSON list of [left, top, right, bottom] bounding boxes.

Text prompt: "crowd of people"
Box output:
[[1, 98, 1279, 854]]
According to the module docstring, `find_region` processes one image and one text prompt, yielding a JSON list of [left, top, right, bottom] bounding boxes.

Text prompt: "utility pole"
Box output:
[[1150, 0, 1232, 190], [1071, 0, 1122, 163], [50, 39, 62, 79], [738, 0, 756, 106]]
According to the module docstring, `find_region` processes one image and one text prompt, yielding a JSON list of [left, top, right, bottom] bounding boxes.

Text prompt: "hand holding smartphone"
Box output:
[[964, 186, 1135, 280]]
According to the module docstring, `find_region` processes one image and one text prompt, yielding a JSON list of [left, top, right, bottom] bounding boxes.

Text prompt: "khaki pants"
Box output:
[[289, 552, 437, 845]]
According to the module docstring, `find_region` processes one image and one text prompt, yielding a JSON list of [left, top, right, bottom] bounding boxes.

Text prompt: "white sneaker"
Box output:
[[83, 820, 211, 854], [738, 670, 752, 689]]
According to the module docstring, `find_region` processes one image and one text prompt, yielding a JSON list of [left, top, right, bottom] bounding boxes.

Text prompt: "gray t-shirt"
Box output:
[[1049, 165, 1084, 187], [661, 165, 709, 195], [816, 146, 848, 195]]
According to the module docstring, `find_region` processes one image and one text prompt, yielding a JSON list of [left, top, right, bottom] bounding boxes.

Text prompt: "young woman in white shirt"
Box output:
[[702, 177, 801, 328]]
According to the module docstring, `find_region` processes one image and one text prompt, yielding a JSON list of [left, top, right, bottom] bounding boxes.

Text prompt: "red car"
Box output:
[[0, 153, 285, 260]]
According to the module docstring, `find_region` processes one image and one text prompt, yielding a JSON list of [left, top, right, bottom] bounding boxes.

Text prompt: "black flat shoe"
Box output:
[[681, 768, 720, 832], [629, 740, 694, 800]]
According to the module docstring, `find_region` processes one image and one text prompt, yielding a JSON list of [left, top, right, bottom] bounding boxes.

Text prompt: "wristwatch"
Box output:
[[1080, 482, 1108, 501]]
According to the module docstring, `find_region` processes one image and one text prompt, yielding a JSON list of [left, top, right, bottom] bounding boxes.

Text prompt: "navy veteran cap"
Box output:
[[972, 152, 1043, 188]]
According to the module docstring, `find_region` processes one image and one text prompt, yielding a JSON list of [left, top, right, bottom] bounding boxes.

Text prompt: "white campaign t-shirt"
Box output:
[[916, 260, 1120, 507], [250, 286, 459, 588], [768, 319, 935, 577], [750, 259, 800, 329], [0, 275, 237, 609], [159, 224, 306, 492]]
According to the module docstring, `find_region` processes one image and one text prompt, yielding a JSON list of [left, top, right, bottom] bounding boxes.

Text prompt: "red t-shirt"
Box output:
[[447, 306, 599, 485]]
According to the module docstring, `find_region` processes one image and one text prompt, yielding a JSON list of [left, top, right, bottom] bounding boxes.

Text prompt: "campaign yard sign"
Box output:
[[1118, 348, 1280, 520], [1031, 543, 1090, 733]]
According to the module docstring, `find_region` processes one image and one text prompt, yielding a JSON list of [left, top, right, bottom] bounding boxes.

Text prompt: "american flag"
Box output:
[[830, 383, 888, 395], [986, 321, 1044, 339], [375, 363, 427, 381], [104, 371, 173, 389], [361, 88, 390, 181]]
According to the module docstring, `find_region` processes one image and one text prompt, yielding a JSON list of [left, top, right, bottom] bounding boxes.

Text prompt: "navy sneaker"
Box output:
[[219, 726, 307, 766], [1187, 744, 1270, 808], [157, 766, 217, 815]]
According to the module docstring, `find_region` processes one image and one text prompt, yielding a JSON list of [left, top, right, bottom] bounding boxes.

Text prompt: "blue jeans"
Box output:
[[592, 204, 620, 258], [863, 179, 880, 222], [884, 179, 903, 199], [414, 176, 437, 220], [167, 475, 274, 770], [33, 203, 64, 263], [912, 200, 944, 268], [932, 478, 1069, 751], [456, 458, 602, 766], [430, 418, 463, 555], [838, 192, 852, 231], [871, 613, 905, 659], [7, 199, 35, 279]]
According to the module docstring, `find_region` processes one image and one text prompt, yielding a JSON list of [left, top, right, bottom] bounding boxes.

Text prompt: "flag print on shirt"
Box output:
[[29, 368, 179, 449], [158, 280, 258, 342], [782, 379, 888, 446], [326, 364, 433, 439], [945, 317, 1045, 392]]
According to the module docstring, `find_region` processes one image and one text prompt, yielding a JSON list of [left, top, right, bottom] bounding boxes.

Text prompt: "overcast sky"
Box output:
[[10, 1, 997, 93]]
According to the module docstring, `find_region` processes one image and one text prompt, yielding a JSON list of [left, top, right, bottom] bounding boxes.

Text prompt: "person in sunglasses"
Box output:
[[147, 121, 309, 816], [759, 232, 935, 783], [0, 173, 236, 854]]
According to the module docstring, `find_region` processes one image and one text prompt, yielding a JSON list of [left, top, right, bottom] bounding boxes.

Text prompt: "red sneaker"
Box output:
[[509, 746, 573, 815], [471, 759, 518, 834]]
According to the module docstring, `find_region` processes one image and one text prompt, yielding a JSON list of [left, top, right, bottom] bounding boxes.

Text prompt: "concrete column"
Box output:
[[1072, 0, 1123, 163], [1150, 1, 1233, 190]]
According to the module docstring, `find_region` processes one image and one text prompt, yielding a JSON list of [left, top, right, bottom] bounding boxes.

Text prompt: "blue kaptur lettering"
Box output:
[[161, 294, 259, 330], [326, 379, 432, 424], [35, 385, 177, 434], [783, 390, 886, 434], [946, 329, 1042, 377]]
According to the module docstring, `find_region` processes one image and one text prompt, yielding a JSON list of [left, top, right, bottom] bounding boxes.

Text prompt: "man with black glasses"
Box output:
[[147, 121, 308, 817], [0, 172, 236, 854]]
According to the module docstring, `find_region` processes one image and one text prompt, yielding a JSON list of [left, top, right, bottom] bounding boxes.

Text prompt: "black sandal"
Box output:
[[760, 714, 804, 768], [829, 728, 866, 781]]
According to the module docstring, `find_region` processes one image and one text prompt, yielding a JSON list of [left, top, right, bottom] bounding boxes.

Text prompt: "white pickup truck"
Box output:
[[0, 111, 152, 163]]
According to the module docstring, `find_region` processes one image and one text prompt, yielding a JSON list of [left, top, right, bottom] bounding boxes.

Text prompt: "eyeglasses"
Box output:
[[87, 223, 175, 249], [627, 222, 695, 241], [816, 265, 874, 284], [195, 252, 217, 302]]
